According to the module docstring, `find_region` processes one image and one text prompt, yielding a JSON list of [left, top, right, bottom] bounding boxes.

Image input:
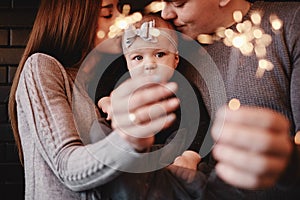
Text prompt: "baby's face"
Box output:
[[125, 47, 179, 82]]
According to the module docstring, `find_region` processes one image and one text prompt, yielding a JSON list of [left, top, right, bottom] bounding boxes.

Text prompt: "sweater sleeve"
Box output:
[[16, 53, 144, 191], [290, 6, 300, 133], [278, 5, 300, 189]]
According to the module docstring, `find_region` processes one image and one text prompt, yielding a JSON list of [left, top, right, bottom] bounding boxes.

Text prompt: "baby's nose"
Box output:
[[144, 63, 157, 74]]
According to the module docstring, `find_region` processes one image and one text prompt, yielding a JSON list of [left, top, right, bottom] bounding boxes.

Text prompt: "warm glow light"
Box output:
[[260, 34, 272, 46], [122, 4, 131, 15], [215, 27, 226, 38], [108, 31, 116, 39], [232, 35, 246, 48], [233, 10, 243, 23], [240, 42, 253, 55], [223, 38, 232, 46], [224, 29, 234, 38], [251, 12, 262, 25], [253, 28, 263, 39], [116, 19, 128, 29], [236, 23, 244, 33], [145, 1, 165, 13], [107, 11, 143, 39], [97, 30, 105, 39], [109, 25, 117, 32], [196, 11, 280, 78], [270, 14, 283, 31], [256, 67, 265, 78], [271, 19, 283, 30], [197, 34, 214, 44], [255, 45, 267, 58], [259, 59, 274, 71], [229, 98, 241, 111], [149, 28, 160, 37], [132, 12, 143, 22], [243, 20, 252, 32], [259, 59, 268, 69]]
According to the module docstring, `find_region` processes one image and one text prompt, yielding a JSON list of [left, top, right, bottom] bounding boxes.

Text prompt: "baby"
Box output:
[[99, 14, 202, 171]]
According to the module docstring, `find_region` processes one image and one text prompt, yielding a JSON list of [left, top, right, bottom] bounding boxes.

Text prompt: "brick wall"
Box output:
[[0, 0, 39, 199]]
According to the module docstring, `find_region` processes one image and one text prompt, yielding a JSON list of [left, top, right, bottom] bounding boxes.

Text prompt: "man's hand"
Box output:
[[211, 106, 293, 189]]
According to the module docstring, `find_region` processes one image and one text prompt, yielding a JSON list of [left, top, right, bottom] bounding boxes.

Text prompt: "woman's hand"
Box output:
[[103, 75, 180, 152], [98, 96, 112, 120], [211, 106, 293, 189]]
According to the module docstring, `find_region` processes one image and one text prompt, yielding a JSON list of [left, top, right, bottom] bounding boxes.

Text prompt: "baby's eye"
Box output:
[[156, 52, 166, 58], [133, 55, 143, 61]]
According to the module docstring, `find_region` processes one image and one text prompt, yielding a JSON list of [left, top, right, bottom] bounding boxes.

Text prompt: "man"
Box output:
[[161, 0, 300, 198]]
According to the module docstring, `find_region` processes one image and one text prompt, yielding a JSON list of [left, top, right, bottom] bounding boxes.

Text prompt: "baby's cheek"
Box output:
[[129, 68, 143, 79]]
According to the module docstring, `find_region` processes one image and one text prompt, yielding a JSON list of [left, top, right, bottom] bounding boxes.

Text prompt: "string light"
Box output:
[[197, 34, 214, 44], [97, 30, 106, 39], [228, 98, 241, 111], [107, 5, 143, 39], [256, 58, 274, 78], [270, 14, 283, 31], [145, 1, 165, 14], [233, 10, 243, 23], [105, 4, 283, 80], [122, 4, 131, 16], [250, 12, 262, 25], [196, 11, 284, 79]]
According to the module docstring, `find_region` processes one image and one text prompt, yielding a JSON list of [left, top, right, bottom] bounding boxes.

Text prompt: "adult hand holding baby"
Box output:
[[99, 74, 180, 152]]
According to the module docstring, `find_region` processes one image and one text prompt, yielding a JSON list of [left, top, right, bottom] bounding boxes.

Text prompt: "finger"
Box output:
[[106, 113, 112, 121], [167, 164, 186, 179], [111, 98, 179, 128], [212, 143, 287, 176], [211, 121, 292, 155], [173, 156, 186, 168], [97, 96, 111, 109], [215, 106, 290, 132], [111, 82, 178, 113], [111, 75, 162, 98], [134, 98, 180, 124], [167, 164, 181, 176], [114, 113, 176, 138], [167, 164, 197, 183], [128, 82, 178, 111], [215, 162, 277, 189]]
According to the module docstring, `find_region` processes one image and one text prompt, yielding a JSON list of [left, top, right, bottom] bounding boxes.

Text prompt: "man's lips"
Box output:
[[174, 24, 185, 30]]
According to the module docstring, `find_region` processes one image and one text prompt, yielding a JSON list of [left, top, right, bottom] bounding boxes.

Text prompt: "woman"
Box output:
[[8, 0, 178, 199]]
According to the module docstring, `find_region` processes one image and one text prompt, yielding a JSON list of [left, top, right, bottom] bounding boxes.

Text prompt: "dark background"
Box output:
[[0, 0, 297, 199], [0, 1, 39, 199]]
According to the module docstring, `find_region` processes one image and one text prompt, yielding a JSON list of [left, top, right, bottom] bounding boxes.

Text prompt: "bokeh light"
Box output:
[[197, 10, 283, 79], [228, 98, 241, 111]]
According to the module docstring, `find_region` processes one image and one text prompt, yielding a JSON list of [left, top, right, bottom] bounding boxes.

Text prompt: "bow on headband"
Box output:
[[123, 20, 159, 49]]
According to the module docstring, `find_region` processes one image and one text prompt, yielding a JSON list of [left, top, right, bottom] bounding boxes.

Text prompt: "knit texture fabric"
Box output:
[[16, 53, 144, 199]]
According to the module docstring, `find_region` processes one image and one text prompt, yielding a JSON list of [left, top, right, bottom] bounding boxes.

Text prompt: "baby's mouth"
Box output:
[[145, 68, 157, 75]]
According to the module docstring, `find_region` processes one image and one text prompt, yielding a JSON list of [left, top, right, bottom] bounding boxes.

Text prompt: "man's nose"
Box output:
[[161, 2, 177, 20]]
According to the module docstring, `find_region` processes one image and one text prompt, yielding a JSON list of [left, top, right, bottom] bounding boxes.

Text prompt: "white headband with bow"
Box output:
[[122, 20, 178, 53]]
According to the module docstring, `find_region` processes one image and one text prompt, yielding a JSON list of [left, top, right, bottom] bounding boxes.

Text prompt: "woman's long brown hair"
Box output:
[[8, 0, 101, 164]]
